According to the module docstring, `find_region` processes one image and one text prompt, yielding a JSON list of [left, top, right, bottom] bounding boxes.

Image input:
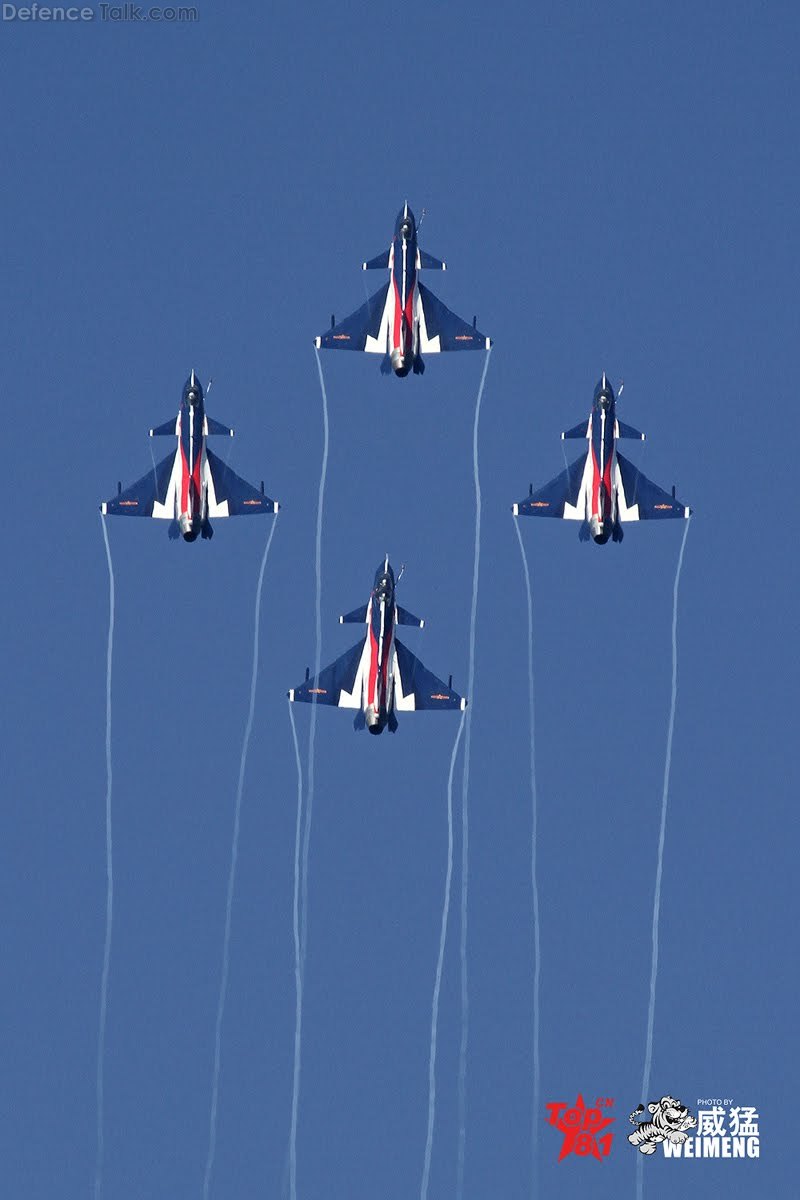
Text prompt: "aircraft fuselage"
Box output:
[[364, 564, 397, 732], [176, 374, 210, 541], [586, 378, 619, 543], [388, 205, 419, 376]]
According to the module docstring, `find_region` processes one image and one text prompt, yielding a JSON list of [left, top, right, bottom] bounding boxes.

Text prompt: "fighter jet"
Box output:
[[315, 202, 491, 377], [288, 557, 467, 733], [100, 370, 279, 541], [513, 374, 691, 543]]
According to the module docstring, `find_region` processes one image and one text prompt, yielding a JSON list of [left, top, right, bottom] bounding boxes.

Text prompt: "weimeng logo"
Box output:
[[627, 1096, 760, 1159], [665, 1102, 760, 1159]]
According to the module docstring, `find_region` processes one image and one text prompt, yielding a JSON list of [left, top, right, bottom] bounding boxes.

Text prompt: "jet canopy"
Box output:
[[183, 373, 204, 406], [594, 374, 614, 409], [396, 205, 415, 240], [374, 572, 394, 602]]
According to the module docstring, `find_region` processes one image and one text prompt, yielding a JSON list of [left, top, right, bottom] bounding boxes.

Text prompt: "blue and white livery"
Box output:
[[513, 374, 691, 543], [288, 557, 466, 734], [315, 203, 492, 377], [100, 370, 279, 542]]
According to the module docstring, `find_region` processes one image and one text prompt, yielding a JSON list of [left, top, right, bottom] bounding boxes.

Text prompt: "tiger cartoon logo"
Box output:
[[628, 1096, 697, 1154]]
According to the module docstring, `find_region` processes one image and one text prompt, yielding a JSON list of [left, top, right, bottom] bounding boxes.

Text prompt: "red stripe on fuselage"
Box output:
[[392, 278, 403, 351], [180, 445, 190, 514], [590, 451, 614, 519], [368, 624, 379, 707], [590, 446, 601, 518], [192, 448, 202, 516], [379, 617, 392, 708]]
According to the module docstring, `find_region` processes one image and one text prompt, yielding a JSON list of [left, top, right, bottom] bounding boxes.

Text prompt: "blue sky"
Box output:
[[1, 2, 795, 1196]]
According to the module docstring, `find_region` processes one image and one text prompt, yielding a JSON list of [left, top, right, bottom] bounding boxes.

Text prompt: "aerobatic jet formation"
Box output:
[[288, 557, 467, 734], [315, 202, 492, 377], [100, 371, 279, 542], [513, 373, 691, 543]]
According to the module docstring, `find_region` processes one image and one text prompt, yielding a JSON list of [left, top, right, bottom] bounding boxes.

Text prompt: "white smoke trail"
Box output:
[[457, 348, 492, 1200], [635, 516, 691, 1200], [512, 518, 542, 1193], [301, 349, 330, 966], [284, 351, 329, 1200], [420, 713, 466, 1200], [287, 701, 304, 1200], [203, 515, 279, 1200], [95, 517, 115, 1200]]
